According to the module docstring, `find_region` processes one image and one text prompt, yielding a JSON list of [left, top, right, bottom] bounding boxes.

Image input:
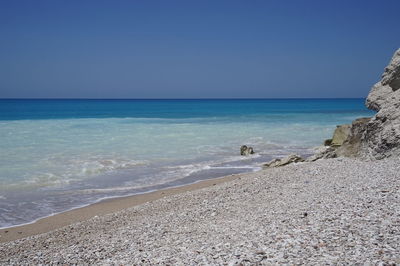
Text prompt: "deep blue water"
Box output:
[[0, 98, 370, 120]]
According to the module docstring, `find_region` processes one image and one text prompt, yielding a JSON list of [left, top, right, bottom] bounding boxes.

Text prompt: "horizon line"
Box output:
[[0, 97, 367, 100]]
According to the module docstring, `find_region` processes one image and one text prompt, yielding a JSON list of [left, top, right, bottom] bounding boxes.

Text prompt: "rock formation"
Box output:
[[263, 154, 304, 168], [317, 48, 400, 160], [264, 48, 399, 166], [362, 48, 400, 159], [336, 117, 371, 157], [306, 146, 337, 162], [331, 124, 351, 147]]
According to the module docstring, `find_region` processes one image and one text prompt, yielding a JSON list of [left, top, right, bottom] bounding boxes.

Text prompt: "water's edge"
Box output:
[[0, 99, 373, 228]]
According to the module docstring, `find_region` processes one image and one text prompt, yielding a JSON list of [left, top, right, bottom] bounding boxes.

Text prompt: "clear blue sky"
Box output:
[[0, 0, 399, 98]]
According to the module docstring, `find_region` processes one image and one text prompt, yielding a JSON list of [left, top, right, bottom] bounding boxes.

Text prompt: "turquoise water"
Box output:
[[0, 99, 373, 228]]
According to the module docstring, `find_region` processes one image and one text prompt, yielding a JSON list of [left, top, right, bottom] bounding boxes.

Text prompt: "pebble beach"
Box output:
[[1, 157, 399, 265], [1, 0, 399, 264]]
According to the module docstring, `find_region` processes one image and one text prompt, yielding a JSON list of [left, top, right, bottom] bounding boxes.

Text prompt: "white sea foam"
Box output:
[[0, 114, 360, 228]]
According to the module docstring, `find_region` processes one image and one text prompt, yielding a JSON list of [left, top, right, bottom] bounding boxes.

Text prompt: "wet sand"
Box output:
[[0, 172, 241, 243]]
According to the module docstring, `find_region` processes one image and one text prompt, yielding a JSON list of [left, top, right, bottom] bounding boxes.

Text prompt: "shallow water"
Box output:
[[0, 99, 373, 228]]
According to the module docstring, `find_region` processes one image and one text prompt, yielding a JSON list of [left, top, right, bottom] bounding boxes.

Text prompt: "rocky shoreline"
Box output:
[[262, 48, 400, 167], [319, 48, 400, 160]]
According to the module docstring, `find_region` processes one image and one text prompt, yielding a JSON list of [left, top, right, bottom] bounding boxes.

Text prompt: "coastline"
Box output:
[[0, 98, 372, 231], [0, 170, 243, 243], [2, 157, 399, 264]]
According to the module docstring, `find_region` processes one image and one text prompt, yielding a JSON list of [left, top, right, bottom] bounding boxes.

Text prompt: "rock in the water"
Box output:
[[240, 145, 254, 156], [331, 124, 351, 147], [323, 139, 332, 146], [263, 154, 304, 168]]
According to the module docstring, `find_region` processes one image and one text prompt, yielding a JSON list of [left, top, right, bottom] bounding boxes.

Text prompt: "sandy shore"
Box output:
[[1, 157, 400, 264], [0, 172, 241, 243]]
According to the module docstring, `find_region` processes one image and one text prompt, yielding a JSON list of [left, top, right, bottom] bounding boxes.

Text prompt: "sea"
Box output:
[[0, 99, 374, 228]]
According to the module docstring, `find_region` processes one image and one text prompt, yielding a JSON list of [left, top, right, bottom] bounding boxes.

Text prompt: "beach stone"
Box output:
[[240, 145, 254, 156], [263, 154, 304, 168]]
